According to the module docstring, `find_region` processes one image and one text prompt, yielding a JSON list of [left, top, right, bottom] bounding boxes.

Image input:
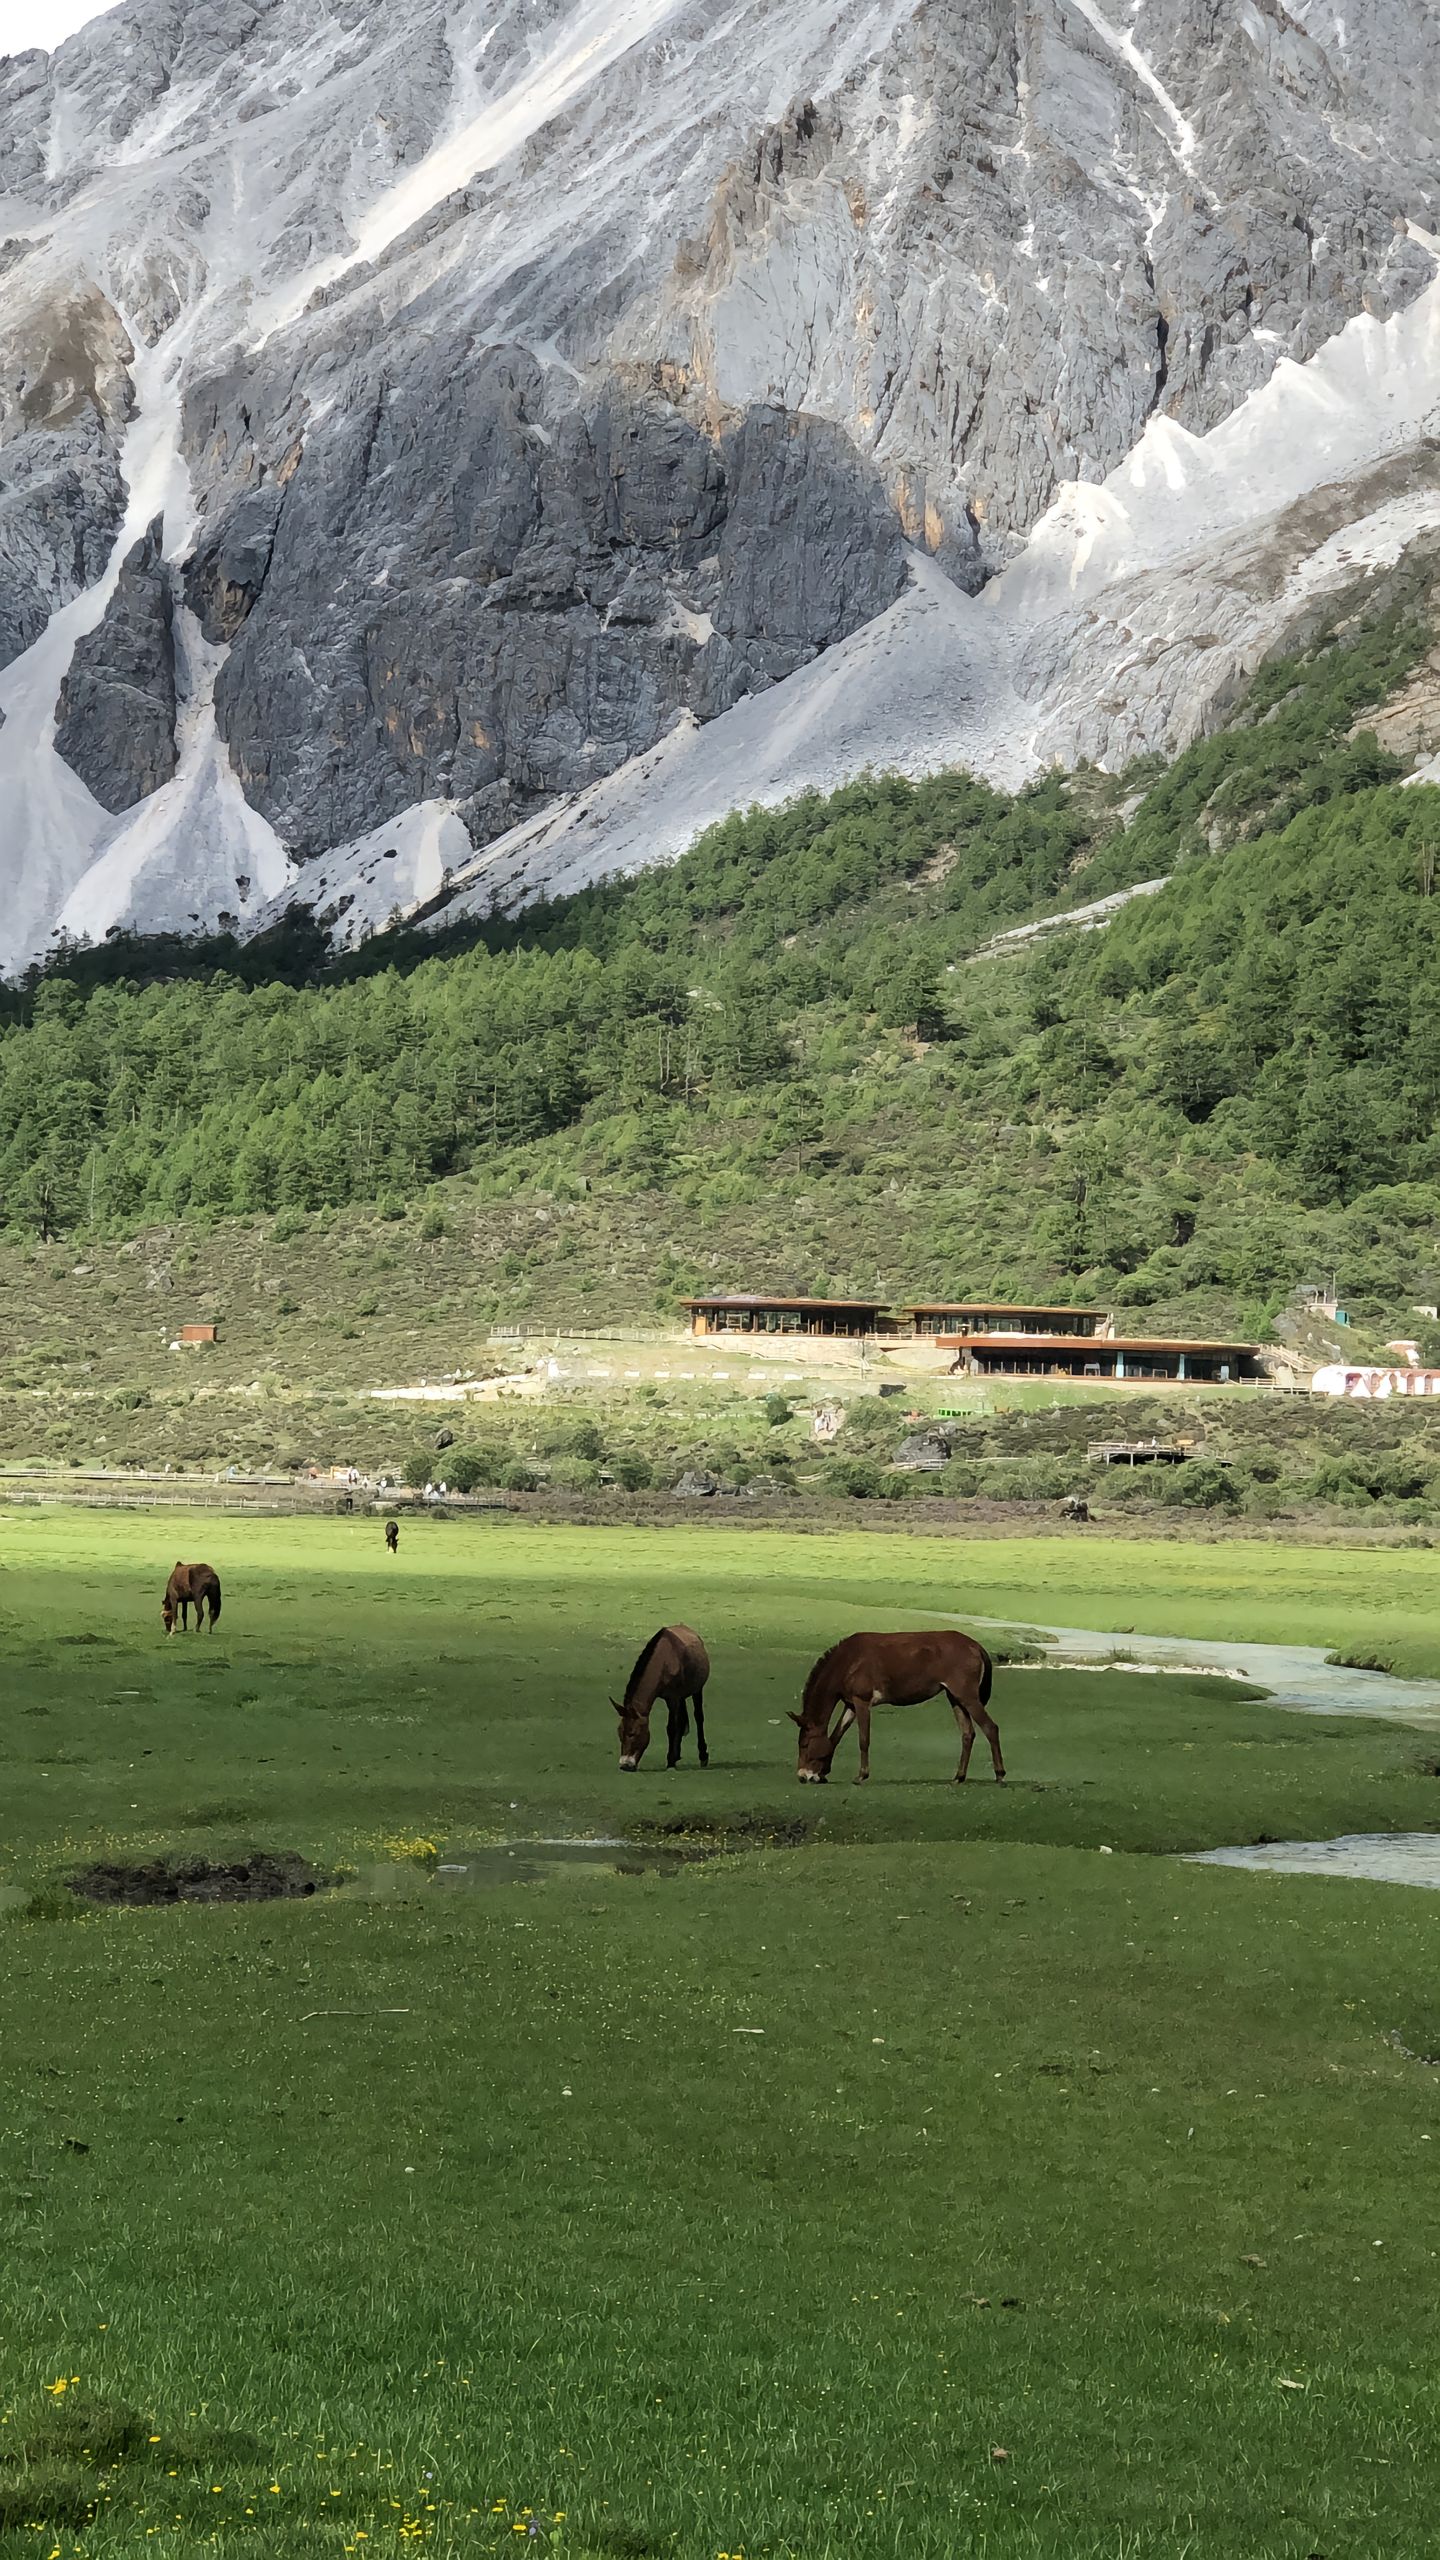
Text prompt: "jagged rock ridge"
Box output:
[[1, 0, 1440, 966]]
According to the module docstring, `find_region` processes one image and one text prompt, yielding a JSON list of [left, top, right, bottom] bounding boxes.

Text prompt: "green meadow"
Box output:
[[4, 1510, 1440, 2559]]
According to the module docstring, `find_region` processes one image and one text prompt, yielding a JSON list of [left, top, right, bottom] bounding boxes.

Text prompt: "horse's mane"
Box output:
[[801, 1640, 850, 1724], [624, 1626, 671, 1708]]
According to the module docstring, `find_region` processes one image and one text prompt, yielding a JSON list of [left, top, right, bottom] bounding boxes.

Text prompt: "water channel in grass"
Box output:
[[963, 1618, 1440, 1727]]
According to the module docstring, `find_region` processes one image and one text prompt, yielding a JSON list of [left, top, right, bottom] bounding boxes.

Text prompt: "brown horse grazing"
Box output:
[[162, 1560, 222, 1635], [612, 1625, 711, 1771], [384, 1519, 400, 1554], [792, 1630, 1002, 1786]]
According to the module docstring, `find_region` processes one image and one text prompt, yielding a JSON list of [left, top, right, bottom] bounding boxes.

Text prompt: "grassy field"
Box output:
[[5, 1513, 1440, 2558]]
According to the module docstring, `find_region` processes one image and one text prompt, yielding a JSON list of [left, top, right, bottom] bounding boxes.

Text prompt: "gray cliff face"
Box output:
[[3, 0, 1440, 963], [204, 357, 907, 852], [0, 283, 132, 671], [54, 519, 177, 812]]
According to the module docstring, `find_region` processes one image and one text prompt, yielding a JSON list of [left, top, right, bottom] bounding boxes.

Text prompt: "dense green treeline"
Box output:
[[0, 761, 1101, 1237], [1, 610, 1438, 1328]]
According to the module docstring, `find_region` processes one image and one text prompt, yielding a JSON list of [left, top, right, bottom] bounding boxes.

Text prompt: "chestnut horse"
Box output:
[[612, 1625, 711, 1771], [384, 1519, 400, 1554], [792, 1630, 1001, 1785], [163, 1560, 222, 1634]]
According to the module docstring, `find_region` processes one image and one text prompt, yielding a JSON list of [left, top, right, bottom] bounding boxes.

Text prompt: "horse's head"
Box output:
[[612, 1694, 652, 1771], [790, 1702, 856, 1783], [161, 1595, 176, 1634]]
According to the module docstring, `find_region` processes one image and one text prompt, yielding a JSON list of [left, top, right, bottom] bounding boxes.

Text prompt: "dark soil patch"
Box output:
[[67, 1852, 337, 1906]]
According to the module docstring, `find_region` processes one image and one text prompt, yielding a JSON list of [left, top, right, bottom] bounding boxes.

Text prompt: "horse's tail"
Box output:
[[208, 1584, 222, 1625], [977, 1644, 992, 1709]]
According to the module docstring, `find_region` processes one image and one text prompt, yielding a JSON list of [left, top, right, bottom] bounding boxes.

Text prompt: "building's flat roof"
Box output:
[[1090, 1442, 1189, 1459], [937, 1332, 1256, 1353], [682, 1295, 887, 1312], [905, 1302, 1110, 1317]]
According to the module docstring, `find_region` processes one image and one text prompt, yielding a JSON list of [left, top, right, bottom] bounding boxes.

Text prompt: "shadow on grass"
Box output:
[[0, 2397, 264, 2539]]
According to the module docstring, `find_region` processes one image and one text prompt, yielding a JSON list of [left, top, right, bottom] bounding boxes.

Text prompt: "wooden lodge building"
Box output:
[[936, 1330, 1257, 1383], [905, 1303, 1114, 1339], [683, 1293, 1259, 1381], [682, 1295, 889, 1337]]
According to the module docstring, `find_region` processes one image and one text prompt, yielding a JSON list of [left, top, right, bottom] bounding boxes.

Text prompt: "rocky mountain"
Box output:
[[3, 0, 1440, 971]]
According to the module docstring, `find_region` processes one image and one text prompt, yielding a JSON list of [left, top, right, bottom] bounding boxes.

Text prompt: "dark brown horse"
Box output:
[[792, 1630, 1002, 1785], [384, 1519, 400, 1554], [612, 1625, 711, 1771], [162, 1560, 222, 1635]]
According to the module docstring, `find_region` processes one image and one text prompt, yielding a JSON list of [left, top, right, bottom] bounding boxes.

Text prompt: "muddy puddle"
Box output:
[[351, 1840, 708, 1895], [1186, 1834, 1440, 1890], [69, 1852, 336, 1905], [8, 1836, 771, 1916]]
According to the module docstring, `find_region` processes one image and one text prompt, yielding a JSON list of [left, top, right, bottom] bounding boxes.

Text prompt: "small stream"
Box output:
[[964, 1618, 1440, 1891], [967, 1618, 1440, 1729], [1187, 1835, 1440, 1888]]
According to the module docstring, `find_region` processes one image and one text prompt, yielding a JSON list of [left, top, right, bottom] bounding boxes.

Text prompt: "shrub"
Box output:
[[540, 1416, 606, 1461], [1156, 1461, 1242, 1509], [549, 1454, 601, 1491], [402, 1447, 436, 1488], [501, 1461, 539, 1492], [447, 1448, 503, 1493], [827, 1457, 907, 1499], [974, 1457, 1071, 1502], [764, 1393, 794, 1426], [610, 1453, 653, 1490], [841, 1398, 894, 1446], [355, 1293, 380, 1318], [419, 1206, 446, 1240], [1302, 1459, 1375, 1508]]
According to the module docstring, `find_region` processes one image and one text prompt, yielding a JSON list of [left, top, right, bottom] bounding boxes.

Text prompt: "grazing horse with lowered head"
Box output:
[[384, 1519, 400, 1554], [163, 1560, 222, 1635], [613, 1625, 711, 1771], [792, 1629, 1002, 1785]]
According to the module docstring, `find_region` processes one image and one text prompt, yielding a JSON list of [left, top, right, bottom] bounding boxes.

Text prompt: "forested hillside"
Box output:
[[1, 609, 1438, 1337]]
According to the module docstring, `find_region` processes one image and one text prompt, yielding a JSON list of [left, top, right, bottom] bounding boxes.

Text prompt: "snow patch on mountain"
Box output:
[[1007, 225, 1440, 627], [260, 801, 474, 949]]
